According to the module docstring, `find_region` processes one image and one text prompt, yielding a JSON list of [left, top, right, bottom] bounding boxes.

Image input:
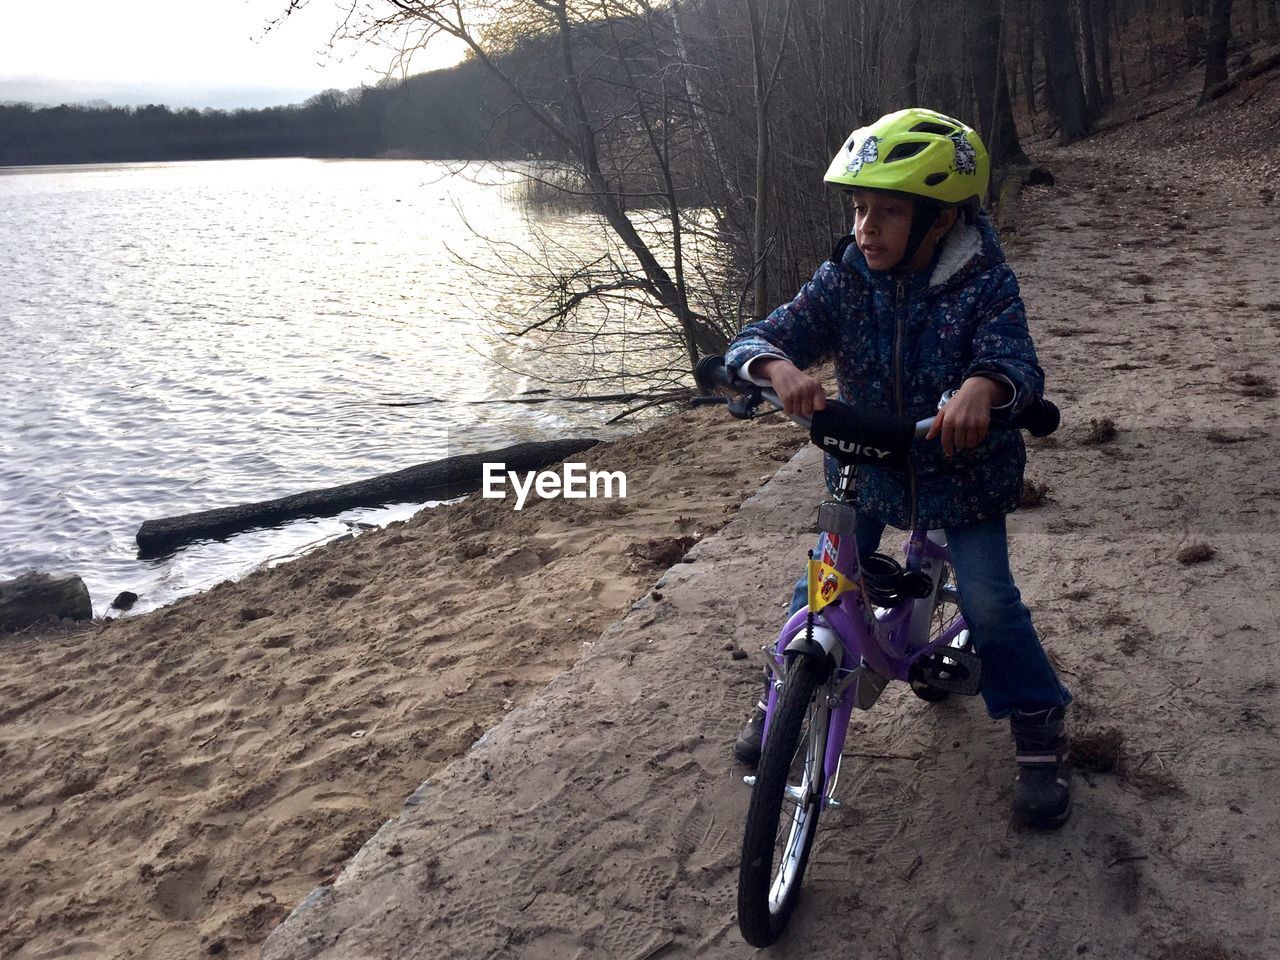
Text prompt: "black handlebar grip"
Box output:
[[1009, 398, 1061, 437], [694, 354, 737, 393]]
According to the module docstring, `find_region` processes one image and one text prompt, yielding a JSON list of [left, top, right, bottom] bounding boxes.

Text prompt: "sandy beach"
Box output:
[[4, 60, 1279, 960], [0, 408, 802, 958]]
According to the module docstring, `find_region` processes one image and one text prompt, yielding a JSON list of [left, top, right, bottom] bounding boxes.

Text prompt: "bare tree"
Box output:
[[905, 0, 923, 104], [1021, 7, 1038, 116], [1039, 0, 1090, 140], [1200, 0, 1234, 101], [970, 0, 1030, 166], [1180, 0, 1209, 60], [281, 0, 734, 396], [745, 0, 793, 319], [1098, 0, 1115, 102], [1078, 0, 1106, 115]]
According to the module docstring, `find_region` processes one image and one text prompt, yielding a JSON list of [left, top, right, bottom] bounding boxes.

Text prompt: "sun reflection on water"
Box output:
[[0, 157, 688, 615]]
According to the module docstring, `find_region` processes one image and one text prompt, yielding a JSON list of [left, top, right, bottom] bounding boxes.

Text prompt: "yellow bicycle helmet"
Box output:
[[823, 108, 990, 214]]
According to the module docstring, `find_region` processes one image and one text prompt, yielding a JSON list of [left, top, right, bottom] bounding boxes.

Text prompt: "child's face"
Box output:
[[851, 189, 958, 273], [851, 189, 914, 272]]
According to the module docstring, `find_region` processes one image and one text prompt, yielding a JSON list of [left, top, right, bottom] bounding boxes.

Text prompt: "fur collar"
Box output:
[[841, 211, 1004, 289], [928, 218, 985, 289]]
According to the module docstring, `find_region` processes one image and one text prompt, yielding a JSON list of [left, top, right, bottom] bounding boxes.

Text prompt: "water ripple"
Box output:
[[0, 158, 645, 615]]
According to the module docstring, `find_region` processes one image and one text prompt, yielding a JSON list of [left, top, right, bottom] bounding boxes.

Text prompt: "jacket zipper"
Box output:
[[893, 279, 919, 529]]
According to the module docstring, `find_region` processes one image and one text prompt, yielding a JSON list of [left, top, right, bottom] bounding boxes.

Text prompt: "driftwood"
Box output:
[[377, 391, 670, 408], [135, 438, 599, 557], [0, 572, 92, 632], [995, 173, 1024, 233], [992, 165, 1055, 234]]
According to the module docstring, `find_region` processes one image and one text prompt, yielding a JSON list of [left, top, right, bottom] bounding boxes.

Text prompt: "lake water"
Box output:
[[0, 158, 656, 616]]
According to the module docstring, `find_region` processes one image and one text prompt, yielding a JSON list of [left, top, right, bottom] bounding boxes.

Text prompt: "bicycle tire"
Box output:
[[737, 655, 831, 947], [910, 561, 969, 703]]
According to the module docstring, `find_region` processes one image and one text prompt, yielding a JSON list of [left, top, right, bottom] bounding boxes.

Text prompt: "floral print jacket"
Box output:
[[724, 212, 1045, 531]]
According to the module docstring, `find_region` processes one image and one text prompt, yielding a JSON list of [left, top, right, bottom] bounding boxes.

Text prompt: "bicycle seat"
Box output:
[[809, 400, 914, 470]]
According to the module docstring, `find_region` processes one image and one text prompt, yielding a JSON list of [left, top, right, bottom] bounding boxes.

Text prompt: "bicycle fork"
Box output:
[[756, 618, 875, 811]]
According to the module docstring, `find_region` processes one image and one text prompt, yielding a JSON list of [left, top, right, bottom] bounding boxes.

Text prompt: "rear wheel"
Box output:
[[910, 562, 970, 702], [737, 655, 832, 947]]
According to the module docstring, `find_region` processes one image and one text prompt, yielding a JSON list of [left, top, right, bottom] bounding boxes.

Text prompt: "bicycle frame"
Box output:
[[758, 513, 968, 807], [699, 353, 1062, 945]]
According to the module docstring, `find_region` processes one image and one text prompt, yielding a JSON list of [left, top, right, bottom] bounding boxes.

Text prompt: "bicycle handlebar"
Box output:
[[694, 355, 1060, 468]]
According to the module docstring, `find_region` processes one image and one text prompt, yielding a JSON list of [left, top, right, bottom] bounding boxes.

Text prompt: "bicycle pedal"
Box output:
[[909, 646, 983, 696]]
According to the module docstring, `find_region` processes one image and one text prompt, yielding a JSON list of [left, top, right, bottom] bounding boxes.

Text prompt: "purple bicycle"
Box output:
[[693, 356, 1059, 947]]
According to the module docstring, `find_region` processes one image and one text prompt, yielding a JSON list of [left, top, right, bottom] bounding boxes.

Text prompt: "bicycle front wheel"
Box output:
[[737, 655, 833, 947]]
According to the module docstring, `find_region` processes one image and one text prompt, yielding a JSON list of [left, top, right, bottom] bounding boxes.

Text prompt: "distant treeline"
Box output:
[[0, 58, 556, 166], [4, 0, 1275, 392]]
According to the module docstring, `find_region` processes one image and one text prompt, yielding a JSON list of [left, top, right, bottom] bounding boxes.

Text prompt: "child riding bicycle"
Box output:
[[724, 108, 1073, 828]]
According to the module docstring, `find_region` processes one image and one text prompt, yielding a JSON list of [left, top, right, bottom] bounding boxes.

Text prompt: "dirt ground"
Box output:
[[0, 411, 801, 959], [259, 80, 1280, 960], [5, 53, 1280, 960]]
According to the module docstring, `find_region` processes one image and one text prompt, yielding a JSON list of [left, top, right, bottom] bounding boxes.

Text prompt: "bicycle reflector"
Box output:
[[810, 401, 914, 470]]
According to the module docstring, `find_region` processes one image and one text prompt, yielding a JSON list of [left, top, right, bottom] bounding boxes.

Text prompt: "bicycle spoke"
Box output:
[[739, 657, 833, 946]]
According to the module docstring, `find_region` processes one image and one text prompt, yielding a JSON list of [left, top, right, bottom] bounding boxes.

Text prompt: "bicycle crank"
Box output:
[[908, 646, 983, 696]]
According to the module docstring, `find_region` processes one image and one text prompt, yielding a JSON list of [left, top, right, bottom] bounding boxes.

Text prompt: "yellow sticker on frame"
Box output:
[[806, 558, 857, 613]]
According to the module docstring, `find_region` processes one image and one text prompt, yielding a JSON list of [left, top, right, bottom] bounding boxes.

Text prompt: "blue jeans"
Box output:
[[787, 512, 1071, 719]]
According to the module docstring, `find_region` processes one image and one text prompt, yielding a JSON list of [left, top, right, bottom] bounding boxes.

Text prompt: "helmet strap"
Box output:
[[896, 200, 944, 272]]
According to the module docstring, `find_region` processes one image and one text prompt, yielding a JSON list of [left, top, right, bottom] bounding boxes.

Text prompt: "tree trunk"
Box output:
[[1099, 0, 1114, 101], [1023, 12, 1038, 114], [1201, 0, 1235, 101], [0, 572, 92, 632], [135, 439, 600, 557], [1040, 0, 1090, 141], [905, 0, 923, 105], [959, 2, 976, 123], [1042, 36, 1058, 118], [747, 0, 771, 321], [668, 0, 730, 203], [1110, 3, 1128, 95], [1145, 0, 1157, 78], [1007, 45, 1019, 104], [744, 0, 791, 320], [971, 0, 1030, 166], [1079, 0, 1105, 113], [1181, 0, 1208, 59]]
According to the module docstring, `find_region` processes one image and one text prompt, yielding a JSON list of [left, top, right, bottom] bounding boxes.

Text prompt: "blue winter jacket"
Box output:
[[724, 212, 1044, 530]]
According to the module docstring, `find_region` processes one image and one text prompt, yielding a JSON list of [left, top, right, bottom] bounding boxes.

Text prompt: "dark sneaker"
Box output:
[[1010, 706, 1072, 828], [734, 703, 767, 766]]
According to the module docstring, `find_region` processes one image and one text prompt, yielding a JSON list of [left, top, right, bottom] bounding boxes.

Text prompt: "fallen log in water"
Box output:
[[135, 438, 599, 558]]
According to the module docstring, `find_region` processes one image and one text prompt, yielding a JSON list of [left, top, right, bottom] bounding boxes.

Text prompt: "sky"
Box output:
[[0, 0, 468, 109]]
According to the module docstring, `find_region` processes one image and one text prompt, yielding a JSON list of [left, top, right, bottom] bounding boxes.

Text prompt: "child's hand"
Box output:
[[758, 358, 827, 417], [926, 377, 1007, 457]]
